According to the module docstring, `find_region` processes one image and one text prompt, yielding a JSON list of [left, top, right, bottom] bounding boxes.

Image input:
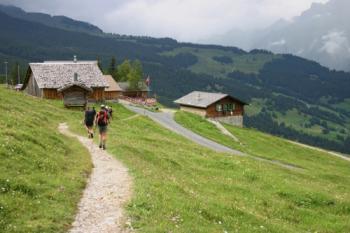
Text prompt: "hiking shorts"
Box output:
[[98, 125, 108, 134], [85, 121, 94, 128]]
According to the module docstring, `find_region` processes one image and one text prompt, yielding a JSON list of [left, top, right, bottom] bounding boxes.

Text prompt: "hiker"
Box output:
[[91, 106, 96, 117], [84, 106, 96, 138], [95, 105, 110, 150], [108, 106, 113, 120]]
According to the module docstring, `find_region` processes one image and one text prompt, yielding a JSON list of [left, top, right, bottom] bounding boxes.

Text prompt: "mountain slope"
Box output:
[[208, 0, 350, 71], [255, 0, 350, 71], [0, 4, 103, 35], [0, 86, 92, 232], [0, 9, 349, 153]]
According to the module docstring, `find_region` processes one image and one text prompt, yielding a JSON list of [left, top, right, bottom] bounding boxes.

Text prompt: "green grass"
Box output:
[[335, 99, 350, 112], [85, 107, 350, 232], [161, 47, 277, 76], [2, 87, 350, 232], [174, 111, 350, 168], [246, 95, 350, 143], [0, 86, 92, 232]]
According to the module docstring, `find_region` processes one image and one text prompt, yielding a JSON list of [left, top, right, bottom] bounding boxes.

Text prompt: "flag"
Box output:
[[145, 75, 151, 87]]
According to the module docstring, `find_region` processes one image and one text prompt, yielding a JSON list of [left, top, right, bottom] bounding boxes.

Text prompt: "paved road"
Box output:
[[123, 104, 305, 171], [123, 104, 245, 156]]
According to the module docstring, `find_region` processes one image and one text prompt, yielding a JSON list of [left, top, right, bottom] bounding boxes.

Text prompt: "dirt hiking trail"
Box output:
[[58, 123, 133, 233]]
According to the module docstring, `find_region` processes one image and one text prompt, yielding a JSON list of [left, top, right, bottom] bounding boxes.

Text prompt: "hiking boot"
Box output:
[[91, 133, 94, 138], [99, 144, 102, 149], [102, 145, 106, 150]]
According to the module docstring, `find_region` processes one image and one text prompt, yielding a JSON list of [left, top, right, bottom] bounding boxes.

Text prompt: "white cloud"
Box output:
[[0, 0, 329, 42], [320, 30, 350, 55], [270, 39, 287, 46]]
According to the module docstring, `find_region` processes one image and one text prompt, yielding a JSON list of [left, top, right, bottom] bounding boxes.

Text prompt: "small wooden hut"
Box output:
[[58, 82, 92, 108], [174, 91, 248, 127], [104, 75, 122, 100], [118, 81, 149, 98]]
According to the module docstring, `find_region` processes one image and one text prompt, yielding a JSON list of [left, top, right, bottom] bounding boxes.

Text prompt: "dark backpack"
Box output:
[[97, 110, 108, 126]]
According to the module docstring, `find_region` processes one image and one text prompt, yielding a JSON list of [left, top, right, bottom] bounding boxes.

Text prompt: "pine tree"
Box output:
[[96, 57, 104, 73], [128, 60, 143, 90], [127, 69, 139, 90], [132, 60, 143, 80], [117, 60, 131, 81], [108, 57, 117, 79]]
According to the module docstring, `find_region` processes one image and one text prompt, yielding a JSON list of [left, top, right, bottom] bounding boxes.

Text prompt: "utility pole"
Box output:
[[4, 61, 8, 88], [17, 64, 20, 84]]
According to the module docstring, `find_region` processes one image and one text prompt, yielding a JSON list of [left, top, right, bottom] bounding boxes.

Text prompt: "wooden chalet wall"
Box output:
[[43, 89, 62, 99], [122, 91, 148, 98], [105, 91, 122, 100], [180, 105, 207, 117], [89, 88, 105, 101], [25, 74, 42, 97], [206, 96, 244, 118]]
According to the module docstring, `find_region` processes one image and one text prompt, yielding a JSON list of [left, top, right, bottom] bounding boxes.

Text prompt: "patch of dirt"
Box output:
[[58, 123, 133, 233]]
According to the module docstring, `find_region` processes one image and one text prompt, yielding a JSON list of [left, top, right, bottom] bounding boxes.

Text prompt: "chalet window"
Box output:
[[227, 104, 233, 111], [216, 104, 223, 112], [223, 104, 228, 112]]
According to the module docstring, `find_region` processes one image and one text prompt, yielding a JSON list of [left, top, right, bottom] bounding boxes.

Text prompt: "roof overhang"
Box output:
[[58, 82, 93, 93]]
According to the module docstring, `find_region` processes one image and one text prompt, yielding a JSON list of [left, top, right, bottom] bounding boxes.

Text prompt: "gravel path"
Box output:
[[123, 104, 302, 170], [58, 123, 133, 233]]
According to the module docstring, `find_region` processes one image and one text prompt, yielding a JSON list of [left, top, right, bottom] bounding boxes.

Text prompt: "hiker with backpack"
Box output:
[[108, 106, 113, 120], [95, 105, 110, 150], [84, 106, 96, 138]]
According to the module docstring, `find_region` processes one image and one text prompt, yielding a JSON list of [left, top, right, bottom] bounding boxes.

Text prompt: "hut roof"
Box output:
[[29, 61, 108, 89], [118, 81, 149, 92], [104, 75, 122, 92], [174, 91, 248, 108], [57, 82, 93, 93]]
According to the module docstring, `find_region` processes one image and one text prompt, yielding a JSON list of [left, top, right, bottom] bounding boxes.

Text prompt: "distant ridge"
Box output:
[[0, 4, 103, 35]]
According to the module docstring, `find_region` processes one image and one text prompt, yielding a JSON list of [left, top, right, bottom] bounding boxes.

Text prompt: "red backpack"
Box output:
[[97, 110, 108, 126]]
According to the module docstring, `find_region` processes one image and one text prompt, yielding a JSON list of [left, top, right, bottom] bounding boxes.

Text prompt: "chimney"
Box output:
[[74, 73, 78, 82], [73, 55, 77, 63]]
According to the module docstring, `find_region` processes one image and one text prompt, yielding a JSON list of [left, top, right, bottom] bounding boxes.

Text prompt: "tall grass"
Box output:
[[0, 86, 92, 232]]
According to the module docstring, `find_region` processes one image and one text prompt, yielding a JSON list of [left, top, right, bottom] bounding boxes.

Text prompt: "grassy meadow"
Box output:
[[0, 86, 92, 232], [161, 47, 278, 77], [1, 86, 350, 232], [71, 106, 349, 232]]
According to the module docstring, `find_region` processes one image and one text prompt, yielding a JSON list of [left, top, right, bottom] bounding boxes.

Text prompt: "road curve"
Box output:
[[123, 105, 246, 156]]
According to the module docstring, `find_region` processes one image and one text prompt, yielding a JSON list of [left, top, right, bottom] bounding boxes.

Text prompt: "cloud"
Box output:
[[320, 30, 350, 55], [270, 39, 287, 47], [0, 0, 329, 42]]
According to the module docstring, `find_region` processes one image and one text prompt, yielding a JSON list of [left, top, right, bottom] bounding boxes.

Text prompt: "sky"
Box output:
[[0, 0, 329, 42]]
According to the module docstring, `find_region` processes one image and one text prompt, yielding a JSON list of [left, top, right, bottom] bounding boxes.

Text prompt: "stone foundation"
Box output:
[[211, 115, 243, 127]]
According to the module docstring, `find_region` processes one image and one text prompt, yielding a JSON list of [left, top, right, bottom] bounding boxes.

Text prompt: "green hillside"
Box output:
[[1, 86, 350, 232], [161, 47, 278, 76], [81, 106, 350, 232], [0, 86, 92, 232]]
